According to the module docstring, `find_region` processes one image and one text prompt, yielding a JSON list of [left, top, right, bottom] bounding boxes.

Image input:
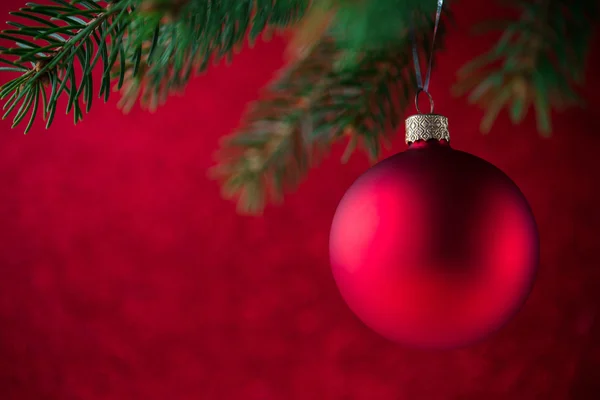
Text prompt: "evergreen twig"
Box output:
[[0, 0, 310, 131], [454, 0, 598, 135], [0, 0, 136, 132], [211, 38, 420, 214], [116, 0, 309, 112], [211, 9, 445, 213]]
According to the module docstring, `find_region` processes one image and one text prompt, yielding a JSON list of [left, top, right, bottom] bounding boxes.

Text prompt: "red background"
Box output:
[[0, 1, 599, 399]]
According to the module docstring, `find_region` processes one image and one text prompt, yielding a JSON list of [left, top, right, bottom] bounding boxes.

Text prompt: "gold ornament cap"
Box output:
[[405, 113, 450, 144]]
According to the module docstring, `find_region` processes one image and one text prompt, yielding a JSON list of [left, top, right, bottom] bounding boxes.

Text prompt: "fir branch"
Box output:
[[211, 38, 417, 214], [0, 0, 136, 133], [0, 0, 310, 131], [115, 0, 310, 112], [330, 0, 440, 51], [212, 7, 447, 214], [454, 0, 598, 135]]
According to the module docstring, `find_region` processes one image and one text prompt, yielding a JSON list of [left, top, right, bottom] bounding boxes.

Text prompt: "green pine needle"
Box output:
[[0, 0, 310, 132], [454, 0, 597, 135], [0, 0, 136, 133], [211, 34, 425, 214]]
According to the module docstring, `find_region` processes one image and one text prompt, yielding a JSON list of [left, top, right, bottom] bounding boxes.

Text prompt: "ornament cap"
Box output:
[[405, 114, 449, 145]]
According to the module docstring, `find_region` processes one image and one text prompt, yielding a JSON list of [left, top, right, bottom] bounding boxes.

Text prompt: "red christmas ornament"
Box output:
[[329, 114, 539, 348]]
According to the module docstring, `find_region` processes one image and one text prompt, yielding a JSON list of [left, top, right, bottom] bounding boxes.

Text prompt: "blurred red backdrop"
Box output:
[[0, 0, 599, 399]]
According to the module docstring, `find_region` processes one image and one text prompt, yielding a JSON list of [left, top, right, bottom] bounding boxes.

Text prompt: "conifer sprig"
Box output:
[[115, 0, 309, 112], [211, 37, 424, 214], [0, 0, 310, 132], [0, 0, 136, 132], [211, 10, 444, 213], [453, 0, 598, 135]]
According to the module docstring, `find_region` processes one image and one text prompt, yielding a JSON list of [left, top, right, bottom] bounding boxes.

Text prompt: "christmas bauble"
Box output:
[[329, 114, 539, 348]]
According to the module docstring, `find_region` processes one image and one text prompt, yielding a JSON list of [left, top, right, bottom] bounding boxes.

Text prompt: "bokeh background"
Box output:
[[0, 0, 599, 399]]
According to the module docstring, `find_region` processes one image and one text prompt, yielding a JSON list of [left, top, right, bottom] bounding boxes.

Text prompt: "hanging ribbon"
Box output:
[[410, 0, 444, 114]]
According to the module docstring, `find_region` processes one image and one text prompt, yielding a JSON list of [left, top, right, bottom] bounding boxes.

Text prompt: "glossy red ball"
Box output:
[[329, 141, 539, 348]]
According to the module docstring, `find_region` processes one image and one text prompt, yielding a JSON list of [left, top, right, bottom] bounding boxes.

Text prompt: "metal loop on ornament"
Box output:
[[415, 88, 434, 115]]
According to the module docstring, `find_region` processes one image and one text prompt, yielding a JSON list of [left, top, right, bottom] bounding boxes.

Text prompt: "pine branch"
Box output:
[[211, 5, 447, 214], [329, 0, 442, 52], [211, 38, 420, 214], [454, 0, 598, 135], [116, 0, 310, 112], [0, 0, 135, 133], [0, 0, 310, 132]]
